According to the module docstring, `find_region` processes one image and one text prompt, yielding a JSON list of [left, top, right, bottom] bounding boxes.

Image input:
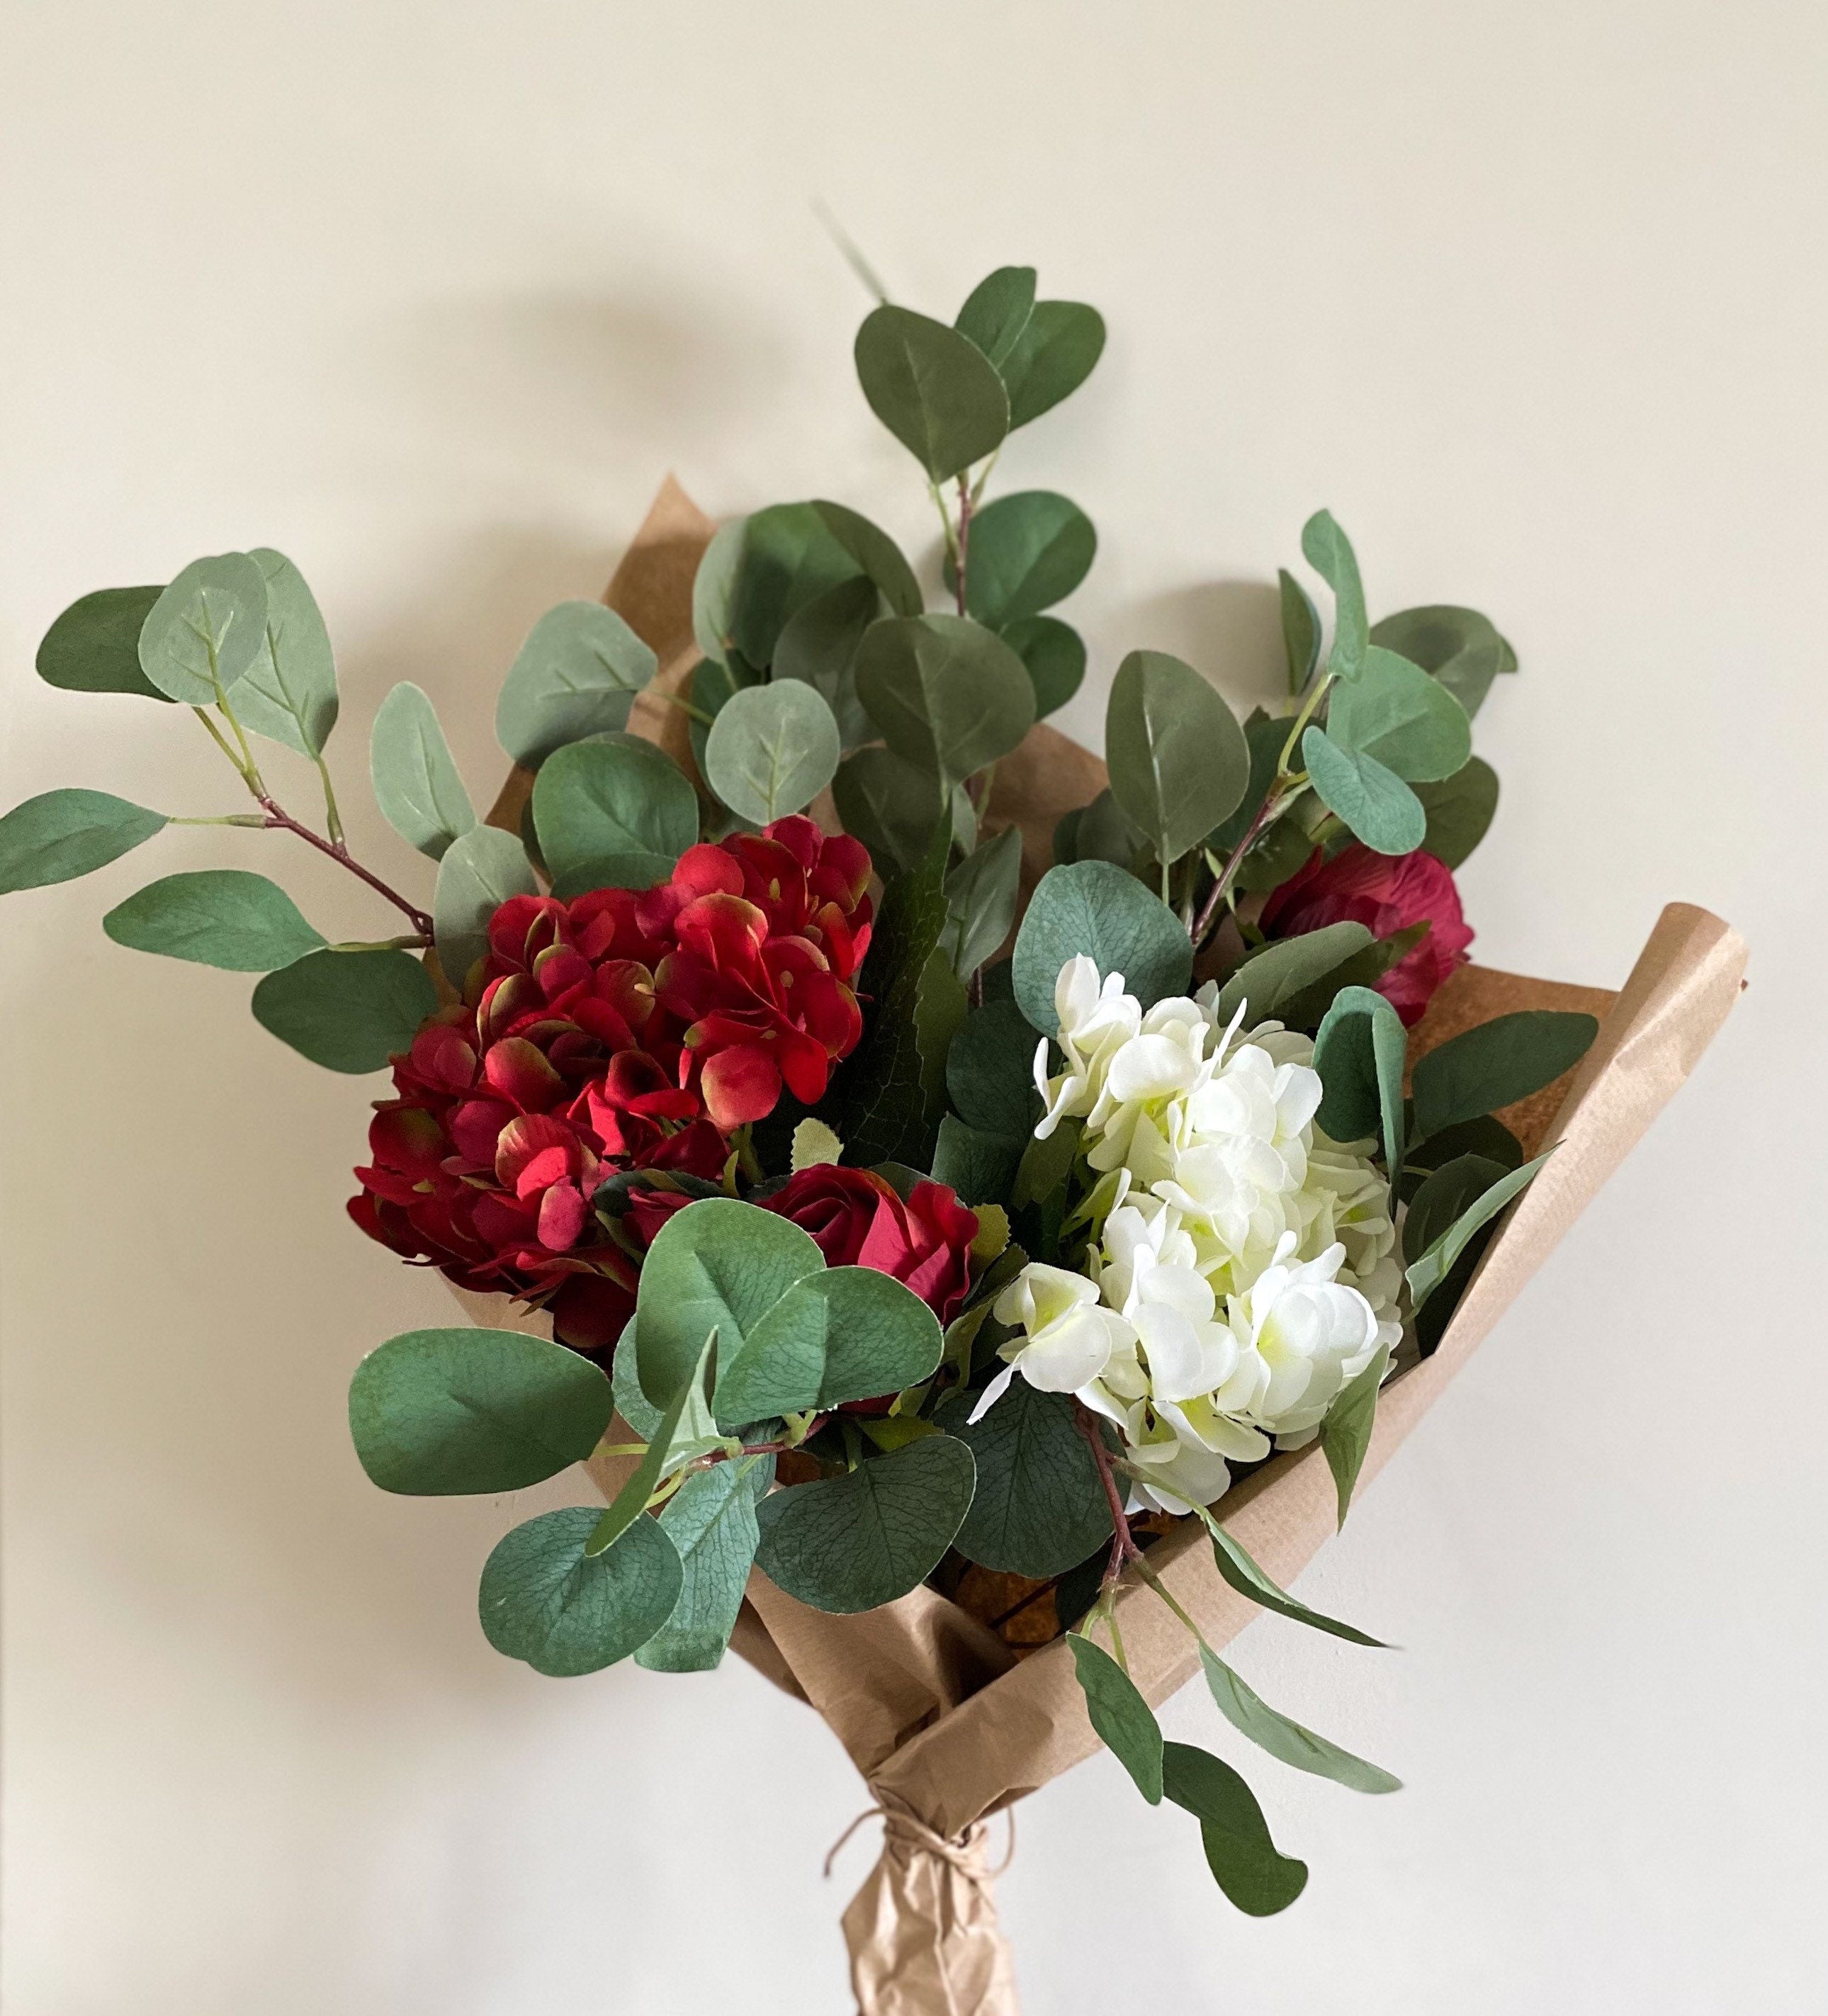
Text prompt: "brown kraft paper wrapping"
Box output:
[[443, 482, 1747, 2015]]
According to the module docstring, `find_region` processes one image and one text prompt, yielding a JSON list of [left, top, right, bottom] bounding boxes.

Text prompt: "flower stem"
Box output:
[[1075, 1400, 1142, 1589], [256, 797, 436, 937], [954, 473, 974, 617]]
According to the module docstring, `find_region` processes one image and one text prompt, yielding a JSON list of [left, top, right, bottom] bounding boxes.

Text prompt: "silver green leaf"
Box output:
[[371, 682, 476, 861], [137, 553, 269, 705], [496, 602, 658, 770], [704, 679, 842, 824], [431, 823, 536, 987], [232, 549, 339, 757]]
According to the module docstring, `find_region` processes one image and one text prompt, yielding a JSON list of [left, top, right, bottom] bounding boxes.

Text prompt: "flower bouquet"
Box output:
[[1, 263, 1744, 2013]]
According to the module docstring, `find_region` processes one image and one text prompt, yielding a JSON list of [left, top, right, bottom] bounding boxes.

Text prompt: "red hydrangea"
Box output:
[[1259, 843, 1474, 1026], [349, 815, 873, 1349]]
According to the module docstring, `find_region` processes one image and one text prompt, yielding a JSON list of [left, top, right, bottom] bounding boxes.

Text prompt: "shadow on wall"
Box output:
[[1118, 578, 1288, 715]]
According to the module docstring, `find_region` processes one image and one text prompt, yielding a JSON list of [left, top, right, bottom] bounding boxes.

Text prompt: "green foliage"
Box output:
[[348, 1326, 615, 1494], [704, 680, 842, 823], [1204, 714, 1289, 857], [1299, 509, 1366, 682], [1312, 984, 1406, 1173], [692, 517, 747, 663], [937, 1383, 1112, 1577], [940, 826, 1022, 979], [1013, 861, 1192, 1035], [772, 575, 879, 749], [811, 500, 923, 617], [587, 1332, 717, 1558], [996, 299, 1106, 429], [1273, 923, 1428, 1032], [634, 1197, 824, 1407], [947, 996, 1042, 1138], [753, 1432, 976, 1613], [930, 1113, 1022, 1205], [689, 652, 757, 783], [103, 869, 325, 971], [855, 614, 1035, 785], [636, 1457, 772, 1672], [431, 823, 537, 986], [532, 734, 697, 896], [1370, 604, 1517, 721], [1013, 1113, 1081, 1211], [0, 789, 167, 894], [1056, 787, 1148, 875], [495, 602, 658, 769], [1200, 1645, 1399, 1793], [1403, 1152, 1509, 1264], [1405, 1113, 1522, 1178], [1411, 1010, 1600, 1138], [1406, 1151, 1552, 1310], [234, 550, 339, 758], [952, 491, 1095, 627], [1213, 920, 1375, 1025], [37, 585, 171, 702], [999, 614, 1085, 716], [1326, 645, 1472, 782], [831, 744, 948, 873], [1277, 569, 1321, 696], [726, 504, 863, 668], [252, 947, 438, 1072], [1106, 651, 1250, 865], [1161, 1742, 1309, 1915], [1301, 726, 1427, 855], [1199, 1507, 1389, 1646], [1413, 756, 1500, 869], [1069, 1637, 1163, 1803], [714, 1267, 943, 1422], [370, 682, 476, 862], [137, 553, 270, 705], [954, 265, 1037, 368], [854, 305, 1010, 481], [480, 1507, 682, 1677], [1319, 1343, 1392, 1531]]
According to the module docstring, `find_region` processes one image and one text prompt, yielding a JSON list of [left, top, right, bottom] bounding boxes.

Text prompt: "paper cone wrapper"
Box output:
[[446, 484, 1747, 2015]]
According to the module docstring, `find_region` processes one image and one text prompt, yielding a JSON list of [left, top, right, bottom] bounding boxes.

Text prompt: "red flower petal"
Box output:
[[699, 1043, 781, 1127], [537, 1181, 589, 1251], [484, 1037, 566, 1112]]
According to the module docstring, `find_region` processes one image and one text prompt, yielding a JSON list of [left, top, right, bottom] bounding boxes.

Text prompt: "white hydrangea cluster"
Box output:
[[976, 955, 1401, 1514]]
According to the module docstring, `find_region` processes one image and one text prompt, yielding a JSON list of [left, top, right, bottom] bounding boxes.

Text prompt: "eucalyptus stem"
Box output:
[[954, 473, 974, 616], [651, 687, 716, 728], [1075, 1400, 1143, 1591], [314, 755, 346, 848], [254, 796, 435, 937]]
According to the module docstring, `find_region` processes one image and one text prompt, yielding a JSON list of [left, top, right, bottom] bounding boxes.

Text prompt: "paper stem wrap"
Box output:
[[448, 482, 1747, 2016]]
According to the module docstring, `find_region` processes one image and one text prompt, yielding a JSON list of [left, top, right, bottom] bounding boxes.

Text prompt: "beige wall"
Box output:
[[4, 4, 1823, 2010]]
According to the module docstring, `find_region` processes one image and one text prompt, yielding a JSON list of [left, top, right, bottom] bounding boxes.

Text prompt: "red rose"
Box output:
[[1258, 844, 1473, 1026], [760, 1165, 979, 1324]]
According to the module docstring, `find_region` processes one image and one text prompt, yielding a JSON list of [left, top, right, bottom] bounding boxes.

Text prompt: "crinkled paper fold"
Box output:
[[447, 482, 1747, 2015]]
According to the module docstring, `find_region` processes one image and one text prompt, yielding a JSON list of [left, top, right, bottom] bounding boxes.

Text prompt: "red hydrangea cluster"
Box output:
[[349, 816, 873, 1348]]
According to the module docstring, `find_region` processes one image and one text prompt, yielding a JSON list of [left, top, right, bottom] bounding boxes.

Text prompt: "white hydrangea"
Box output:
[[979, 954, 1400, 1515]]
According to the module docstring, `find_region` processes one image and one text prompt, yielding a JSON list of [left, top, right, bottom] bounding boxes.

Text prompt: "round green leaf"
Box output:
[[772, 575, 881, 750], [1412, 756, 1499, 869], [1402, 1152, 1510, 1266], [946, 997, 1042, 1137], [999, 300, 1106, 429], [1000, 614, 1085, 716], [0, 789, 167, 894], [1405, 1151, 1553, 1310], [36, 585, 171, 701], [854, 614, 1035, 784], [754, 1432, 976, 1614], [1212, 921, 1375, 1025], [854, 305, 1010, 481], [1162, 1741, 1309, 1915], [371, 682, 476, 862], [252, 947, 438, 1073], [432, 823, 537, 987], [495, 602, 658, 769], [1370, 604, 1516, 721], [937, 1383, 1112, 1578], [1302, 727, 1426, 855], [832, 745, 948, 873], [1312, 984, 1406, 1173], [956, 491, 1095, 628], [1411, 1009, 1601, 1140], [1071, 1635, 1166, 1801], [1326, 645, 1472, 782], [727, 504, 864, 669], [349, 1326, 615, 1494], [532, 733, 698, 894], [233, 550, 339, 758], [930, 1113, 1022, 1205], [692, 517, 748, 664], [634, 1197, 825, 1406], [636, 1458, 771, 1673], [713, 1266, 943, 1424], [1013, 860, 1192, 1035], [704, 679, 842, 824], [955, 265, 1037, 368], [1299, 509, 1366, 682], [137, 553, 269, 705], [1106, 650, 1250, 864], [1277, 568, 1321, 695], [811, 500, 923, 618], [480, 1507, 682, 1677], [940, 826, 1023, 979], [103, 869, 325, 972]]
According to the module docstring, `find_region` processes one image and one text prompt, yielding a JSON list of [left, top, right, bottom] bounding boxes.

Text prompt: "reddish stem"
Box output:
[[1190, 784, 1282, 950], [1075, 1400, 1141, 1587], [257, 796, 435, 938], [954, 473, 974, 617]]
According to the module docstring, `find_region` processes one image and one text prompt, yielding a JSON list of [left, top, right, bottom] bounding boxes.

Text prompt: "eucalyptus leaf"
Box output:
[[728, 504, 863, 669], [1013, 1113, 1081, 1210], [1106, 650, 1249, 865], [704, 680, 841, 824], [1277, 568, 1321, 696], [1201, 1644, 1399, 1791], [999, 614, 1085, 716], [1070, 1637, 1163, 1803], [753, 1433, 976, 1614], [1312, 984, 1406, 1173], [952, 491, 1095, 628], [1302, 727, 1426, 855], [854, 614, 1034, 785], [1411, 1010, 1600, 1139], [1406, 1151, 1553, 1310], [431, 823, 536, 986], [1299, 509, 1366, 682], [480, 1507, 682, 1677], [586, 1331, 716, 1557], [1319, 1343, 1392, 1531], [692, 517, 748, 663], [1013, 861, 1192, 1035], [831, 745, 948, 872], [1404, 1153, 1508, 1264], [930, 1114, 1022, 1206], [37, 585, 170, 701], [854, 305, 1010, 481], [999, 300, 1106, 429], [1213, 921, 1375, 1025], [1273, 921, 1430, 1033], [1326, 646, 1472, 782], [811, 500, 923, 618], [103, 869, 325, 972], [371, 682, 476, 861], [1161, 1742, 1309, 1915], [772, 574, 880, 748], [636, 1457, 772, 1672], [936, 1382, 1112, 1577], [0, 789, 167, 894], [1204, 714, 1290, 857], [252, 947, 438, 1073], [532, 734, 697, 894], [1196, 1504, 1390, 1646], [947, 997, 1043, 1138], [955, 265, 1037, 368], [1370, 604, 1517, 721], [137, 553, 269, 704], [233, 549, 339, 757], [1405, 1114, 1522, 1178], [940, 826, 1022, 978], [495, 602, 658, 769], [1412, 757, 1501, 869], [349, 1326, 614, 1494], [1065, 787, 1149, 874], [689, 651, 758, 783], [714, 1266, 943, 1424]]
